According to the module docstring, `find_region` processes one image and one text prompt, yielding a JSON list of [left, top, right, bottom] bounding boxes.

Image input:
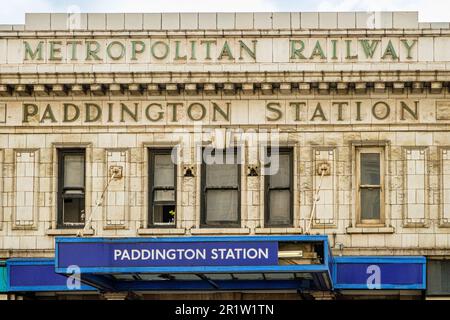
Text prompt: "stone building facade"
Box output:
[[0, 11, 449, 300]]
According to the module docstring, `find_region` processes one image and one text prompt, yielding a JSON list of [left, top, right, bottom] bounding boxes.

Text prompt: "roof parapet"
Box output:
[[7, 11, 425, 31]]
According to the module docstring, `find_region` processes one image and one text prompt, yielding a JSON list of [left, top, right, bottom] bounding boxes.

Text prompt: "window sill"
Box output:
[[346, 226, 395, 234], [46, 228, 94, 236], [137, 228, 186, 235], [255, 228, 302, 234], [403, 219, 429, 228], [190, 228, 250, 235]]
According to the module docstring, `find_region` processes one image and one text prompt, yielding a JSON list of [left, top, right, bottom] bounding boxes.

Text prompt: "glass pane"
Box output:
[[64, 154, 84, 187], [295, 273, 314, 280], [206, 190, 238, 222], [264, 273, 295, 280], [63, 197, 85, 224], [154, 190, 175, 202], [64, 190, 84, 195], [113, 274, 136, 281], [360, 153, 380, 185], [139, 274, 168, 281], [206, 164, 238, 187], [153, 154, 175, 187], [203, 274, 234, 281], [360, 188, 381, 220], [232, 273, 264, 280], [268, 153, 291, 188], [171, 274, 201, 281], [153, 204, 175, 224], [269, 190, 291, 225], [427, 260, 450, 294]]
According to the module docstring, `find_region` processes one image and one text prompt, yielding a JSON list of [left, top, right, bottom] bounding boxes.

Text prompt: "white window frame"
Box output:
[[356, 147, 385, 226]]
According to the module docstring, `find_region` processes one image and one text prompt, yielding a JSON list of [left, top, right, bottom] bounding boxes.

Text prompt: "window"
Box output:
[[201, 148, 241, 227], [264, 148, 293, 227], [427, 260, 450, 296], [356, 147, 384, 224], [148, 149, 177, 227], [57, 149, 86, 228]]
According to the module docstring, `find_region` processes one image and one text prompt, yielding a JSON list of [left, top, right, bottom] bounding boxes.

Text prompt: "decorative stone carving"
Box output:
[[183, 165, 195, 177]]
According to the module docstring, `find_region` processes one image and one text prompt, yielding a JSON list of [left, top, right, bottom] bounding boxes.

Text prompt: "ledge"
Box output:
[[137, 228, 186, 235], [439, 222, 450, 228], [255, 228, 303, 234], [22, 12, 421, 32], [403, 219, 429, 228], [45, 228, 95, 236], [0, 72, 450, 97], [346, 226, 395, 234], [190, 228, 251, 235]]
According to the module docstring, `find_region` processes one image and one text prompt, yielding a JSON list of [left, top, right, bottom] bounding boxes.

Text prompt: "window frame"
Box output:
[[57, 148, 86, 229], [264, 147, 294, 227], [200, 147, 241, 228], [148, 148, 177, 228], [356, 147, 385, 226]]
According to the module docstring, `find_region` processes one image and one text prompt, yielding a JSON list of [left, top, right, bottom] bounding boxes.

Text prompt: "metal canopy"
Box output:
[[4, 235, 427, 293], [55, 235, 334, 292]]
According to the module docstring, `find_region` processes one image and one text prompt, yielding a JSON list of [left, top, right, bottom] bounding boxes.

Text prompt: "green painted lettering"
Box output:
[[290, 40, 306, 59], [85, 41, 101, 61], [151, 41, 169, 60], [382, 40, 398, 60], [310, 41, 326, 59], [218, 41, 234, 60], [239, 40, 257, 60], [24, 41, 44, 61], [107, 41, 125, 60], [401, 40, 417, 59], [200, 40, 216, 60], [131, 41, 146, 60], [49, 41, 62, 61], [359, 40, 380, 58], [174, 41, 187, 60]]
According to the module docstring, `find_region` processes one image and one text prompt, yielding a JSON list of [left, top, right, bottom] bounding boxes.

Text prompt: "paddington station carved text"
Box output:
[[6, 99, 449, 126]]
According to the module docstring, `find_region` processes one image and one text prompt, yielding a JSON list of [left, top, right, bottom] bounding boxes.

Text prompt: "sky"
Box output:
[[1, 0, 450, 24]]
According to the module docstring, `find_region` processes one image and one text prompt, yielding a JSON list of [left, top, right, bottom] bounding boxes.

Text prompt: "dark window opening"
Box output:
[[148, 149, 176, 227], [153, 204, 176, 224], [201, 147, 241, 227], [57, 149, 86, 228], [264, 148, 293, 227], [358, 150, 383, 223]]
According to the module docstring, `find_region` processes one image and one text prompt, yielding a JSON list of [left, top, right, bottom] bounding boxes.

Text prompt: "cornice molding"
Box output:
[[0, 29, 448, 39], [0, 75, 448, 96]]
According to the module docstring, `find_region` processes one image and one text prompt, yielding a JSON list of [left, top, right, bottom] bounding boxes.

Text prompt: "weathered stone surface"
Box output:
[[0, 11, 450, 258]]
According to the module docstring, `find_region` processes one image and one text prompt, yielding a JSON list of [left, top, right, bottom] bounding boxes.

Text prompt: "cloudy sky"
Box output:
[[1, 0, 450, 24]]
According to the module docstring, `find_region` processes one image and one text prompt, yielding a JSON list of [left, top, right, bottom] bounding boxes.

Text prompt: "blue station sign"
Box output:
[[57, 240, 279, 269], [2, 236, 428, 293], [6, 259, 95, 292], [333, 256, 426, 290], [0, 261, 6, 292], [54, 236, 334, 291]]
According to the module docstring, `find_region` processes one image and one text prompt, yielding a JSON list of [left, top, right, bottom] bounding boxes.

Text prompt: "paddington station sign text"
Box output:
[[4, 99, 449, 126], [21, 37, 418, 63]]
